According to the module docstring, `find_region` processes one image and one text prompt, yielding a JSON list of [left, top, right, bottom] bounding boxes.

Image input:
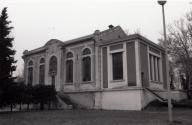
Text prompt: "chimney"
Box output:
[[94, 30, 100, 35], [108, 24, 114, 29]]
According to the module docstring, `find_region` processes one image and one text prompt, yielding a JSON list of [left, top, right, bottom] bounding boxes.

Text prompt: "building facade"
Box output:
[[23, 26, 186, 110]]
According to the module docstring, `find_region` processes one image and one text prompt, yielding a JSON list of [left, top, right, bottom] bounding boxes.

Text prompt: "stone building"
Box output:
[[22, 25, 186, 110]]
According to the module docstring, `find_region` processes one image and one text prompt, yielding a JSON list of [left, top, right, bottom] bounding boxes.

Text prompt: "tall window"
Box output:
[[49, 56, 57, 75], [66, 52, 73, 83], [112, 52, 123, 80], [28, 60, 33, 85], [149, 54, 160, 82], [39, 58, 45, 85], [49, 56, 57, 87], [82, 48, 91, 82]]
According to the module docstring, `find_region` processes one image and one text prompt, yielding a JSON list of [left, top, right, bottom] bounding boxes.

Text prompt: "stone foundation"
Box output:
[[63, 88, 187, 110]]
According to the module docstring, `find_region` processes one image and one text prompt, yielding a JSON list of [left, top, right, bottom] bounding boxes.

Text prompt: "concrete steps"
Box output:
[[144, 88, 167, 103], [56, 95, 73, 109], [57, 92, 88, 109], [144, 88, 192, 108]]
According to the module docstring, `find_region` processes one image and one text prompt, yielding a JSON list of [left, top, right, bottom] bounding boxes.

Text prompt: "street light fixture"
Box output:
[[157, 0, 173, 122], [158, 0, 166, 5]]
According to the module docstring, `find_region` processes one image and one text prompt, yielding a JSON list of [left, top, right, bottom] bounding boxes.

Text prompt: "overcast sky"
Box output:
[[0, 0, 191, 76]]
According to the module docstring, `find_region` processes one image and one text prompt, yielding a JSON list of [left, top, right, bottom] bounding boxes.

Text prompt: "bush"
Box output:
[[0, 82, 57, 111], [32, 84, 56, 110], [1, 81, 24, 111]]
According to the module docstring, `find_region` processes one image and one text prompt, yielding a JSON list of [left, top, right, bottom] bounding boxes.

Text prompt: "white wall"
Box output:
[[101, 89, 142, 110]]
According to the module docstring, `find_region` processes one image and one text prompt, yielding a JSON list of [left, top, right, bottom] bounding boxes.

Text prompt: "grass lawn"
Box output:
[[0, 108, 192, 125]]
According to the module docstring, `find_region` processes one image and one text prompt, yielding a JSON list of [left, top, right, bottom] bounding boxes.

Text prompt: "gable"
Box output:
[[44, 39, 64, 46], [95, 26, 127, 43]]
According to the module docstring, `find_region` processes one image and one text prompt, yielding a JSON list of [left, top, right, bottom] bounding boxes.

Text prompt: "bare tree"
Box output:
[[159, 11, 192, 94], [15, 68, 24, 83]]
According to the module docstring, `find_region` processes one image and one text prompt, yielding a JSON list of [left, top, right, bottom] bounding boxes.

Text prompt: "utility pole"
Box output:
[[157, 0, 173, 122]]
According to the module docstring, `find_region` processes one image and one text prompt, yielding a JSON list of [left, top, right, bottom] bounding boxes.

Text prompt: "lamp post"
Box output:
[[157, 0, 173, 122]]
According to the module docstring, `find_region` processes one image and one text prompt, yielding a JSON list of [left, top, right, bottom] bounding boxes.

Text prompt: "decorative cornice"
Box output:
[[22, 26, 165, 59]]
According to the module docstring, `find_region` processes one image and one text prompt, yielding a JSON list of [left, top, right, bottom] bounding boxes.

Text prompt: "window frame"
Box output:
[[65, 51, 74, 84], [81, 47, 92, 83], [109, 49, 124, 82], [39, 58, 45, 85], [49, 56, 57, 75], [108, 43, 126, 83], [101, 42, 130, 89], [111, 52, 124, 81], [149, 51, 162, 83], [27, 60, 34, 86]]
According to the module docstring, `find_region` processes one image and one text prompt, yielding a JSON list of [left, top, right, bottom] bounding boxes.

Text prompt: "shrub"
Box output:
[[32, 84, 56, 110], [0, 82, 57, 111]]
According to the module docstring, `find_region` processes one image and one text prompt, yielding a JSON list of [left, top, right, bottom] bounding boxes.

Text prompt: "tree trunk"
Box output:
[[10, 104, 13, 112], [187, 73, 192, 99], [19, 103, 22, 111], [186, 74, 189, 90], [40, 102, 44, 110], [48, 101, 51, 110], [27, 103, 29, 111]]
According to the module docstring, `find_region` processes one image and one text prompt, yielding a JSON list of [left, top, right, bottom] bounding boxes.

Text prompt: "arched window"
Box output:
[[82, 48, 91, 55], [28, 60, 33, 86], [40, 58, 45, 63], [82, 48, 91, 82], [49, 56, 57, 87], [39, 58, 45, 85], [66, 52, 73, 83], [28, 60, 33, 66], [66, 52, 73, 58], [49, 56, 57, 75]]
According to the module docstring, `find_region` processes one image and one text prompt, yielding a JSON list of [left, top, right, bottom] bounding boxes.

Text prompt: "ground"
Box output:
[[0, 108, 192, 125]]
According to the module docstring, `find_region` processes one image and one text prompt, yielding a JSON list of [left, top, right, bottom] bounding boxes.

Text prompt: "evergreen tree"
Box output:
[[0, 7, 16, 106]]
